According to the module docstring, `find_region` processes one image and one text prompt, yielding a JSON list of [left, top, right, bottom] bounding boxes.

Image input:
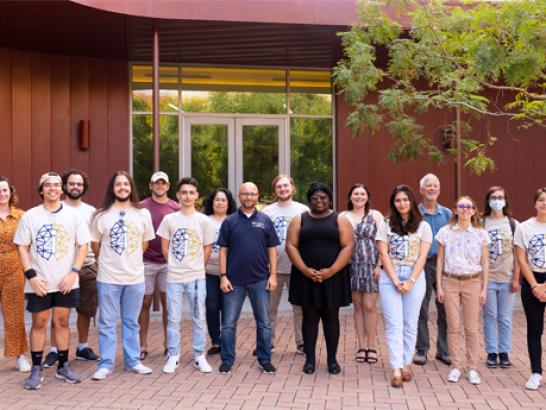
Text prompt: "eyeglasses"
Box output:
[[310, 195, 329, 202], [456, 204, 474, 210], [239, 192, 258, 197], [489, 196, 505, 200], [67, 182, 84, 187]]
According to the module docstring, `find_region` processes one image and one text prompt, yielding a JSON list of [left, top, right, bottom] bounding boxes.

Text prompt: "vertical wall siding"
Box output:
[[336, 94, 546, 220], [0, 47, 129, 209]]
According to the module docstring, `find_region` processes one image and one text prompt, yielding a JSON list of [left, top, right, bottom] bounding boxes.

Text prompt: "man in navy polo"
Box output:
[[217, 182, 279, 375]]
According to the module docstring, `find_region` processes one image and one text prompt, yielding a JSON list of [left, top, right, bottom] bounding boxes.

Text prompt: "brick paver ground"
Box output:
[[0, 308, 544, 409]]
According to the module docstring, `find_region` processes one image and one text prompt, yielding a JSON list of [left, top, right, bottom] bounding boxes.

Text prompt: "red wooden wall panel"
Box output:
[[0, 47, 129, 209]]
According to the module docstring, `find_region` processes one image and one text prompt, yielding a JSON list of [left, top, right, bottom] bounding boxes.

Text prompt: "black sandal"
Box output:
[[366, 349, 378, 364], [356, 349, 368, 363]]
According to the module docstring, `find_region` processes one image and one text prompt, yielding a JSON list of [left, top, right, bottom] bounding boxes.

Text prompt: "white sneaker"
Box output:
[[468, 369, 481, 385], [16, 355, 31, 373], [194, 354, 212, 373], [447, 368, 461, 383], [163, 355, 180, 374], [129, 363, 152, 375], [92, 367, 111, 381], [525, 373, 543, 390]]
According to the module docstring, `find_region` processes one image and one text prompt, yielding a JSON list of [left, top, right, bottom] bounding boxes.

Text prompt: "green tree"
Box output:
[[334, 0, 546, 174]]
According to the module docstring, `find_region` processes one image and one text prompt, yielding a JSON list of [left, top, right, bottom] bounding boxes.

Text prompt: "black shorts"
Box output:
[[26, 289, 80, 313]]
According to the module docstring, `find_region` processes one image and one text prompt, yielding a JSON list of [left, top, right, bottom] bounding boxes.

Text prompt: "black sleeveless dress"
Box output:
[[289, 211, 352, 309]]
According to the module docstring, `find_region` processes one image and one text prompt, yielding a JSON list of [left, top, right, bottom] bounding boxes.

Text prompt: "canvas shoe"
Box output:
[[163, 355, 180, 374], [525, 373, 542, 391], [194, 355, 212, 373], [486, 353, 498, 368], [447, 368, 461, 383], [91, 367, 111, 381], [16, 355, 31, 373], [24, 365, 44, 390], [498, 352, 512, 368], [56, 362, 81, 384], [43, 351, 58, 368], [128, 363, 152, 375], [468, 369, 481, 385]]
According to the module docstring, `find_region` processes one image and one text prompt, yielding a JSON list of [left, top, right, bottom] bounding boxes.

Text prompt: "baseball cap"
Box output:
[[39, 172, 62, 187], [150, 171, 169, 183]]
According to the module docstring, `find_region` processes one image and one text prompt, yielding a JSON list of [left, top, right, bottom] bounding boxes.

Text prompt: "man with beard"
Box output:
[[414, 173, 452, 366], [262, 175, 307, 354], [217, 182, 280, 374], [138, 171, 180, 360], [90, 171, 155, 380], [43, 170, 99, 368], [14, 172, 90, 389]]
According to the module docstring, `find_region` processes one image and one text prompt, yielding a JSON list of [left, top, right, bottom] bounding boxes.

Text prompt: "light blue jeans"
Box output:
[[379, 265, 426, 369], [97, 281, 145, 370], [166, 278, 207, 360], [483, 281, 515, 353]]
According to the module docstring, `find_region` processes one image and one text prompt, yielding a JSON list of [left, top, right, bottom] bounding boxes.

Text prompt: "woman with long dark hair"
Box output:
[[342, 183, 383, 364], [202, 188, 237, 355], [286, 182, 354, 375], [482, 186, 519, 369], [436, 196, 489, 385], [0, 176, 30, 372], [376, 185, 431, 387], [514, 187, 546, 391]]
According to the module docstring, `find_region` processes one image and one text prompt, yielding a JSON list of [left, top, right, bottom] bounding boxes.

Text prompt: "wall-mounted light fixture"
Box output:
[[79, 120, 90, 151]]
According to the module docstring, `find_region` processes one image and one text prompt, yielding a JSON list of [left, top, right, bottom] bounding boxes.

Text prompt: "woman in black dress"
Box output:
[[286, 182, 354, 374]]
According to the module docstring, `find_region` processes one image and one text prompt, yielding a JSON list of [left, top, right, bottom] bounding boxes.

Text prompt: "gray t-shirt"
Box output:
[[514, 217, 546, 273], [262, 201, 309, 274], [484, 216, 519, 283]]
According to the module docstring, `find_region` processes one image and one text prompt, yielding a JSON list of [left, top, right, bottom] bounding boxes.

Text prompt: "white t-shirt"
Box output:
[[262, 201, 309, 273], [205, 216, 224, 276], [63, 201, 96, 267], [484, 217, 519, 282], [514, 217, 546, 273], [376, 220, 432, 266], [91, 206, 155, 285], [13, 204, 91, 293], [157, 211, 215, 283]]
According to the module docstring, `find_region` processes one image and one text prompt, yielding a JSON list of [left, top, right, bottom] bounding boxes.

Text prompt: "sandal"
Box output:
[[366, 349, 378, 364], [140, 350, 149, 361], [356, 349, 368, 363]]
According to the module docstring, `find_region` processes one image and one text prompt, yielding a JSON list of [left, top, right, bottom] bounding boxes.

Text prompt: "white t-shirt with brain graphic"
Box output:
[[157, 211, 215, 283], [262, 201, 309, 273], [514, 217, 546, 273], [14, 204, 91, 293], [91, 206, 155, 285], [376, 220, 432, 266]]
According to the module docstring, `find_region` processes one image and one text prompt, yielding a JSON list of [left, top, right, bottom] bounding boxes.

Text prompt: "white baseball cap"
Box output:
[[150, 171, 169, 183]]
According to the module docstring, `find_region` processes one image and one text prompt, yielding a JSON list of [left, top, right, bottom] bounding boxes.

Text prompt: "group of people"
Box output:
[[0, 170, 545, 393]]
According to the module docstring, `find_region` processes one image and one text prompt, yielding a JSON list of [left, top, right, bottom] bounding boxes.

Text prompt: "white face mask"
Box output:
[[489, 199, 506, 211]]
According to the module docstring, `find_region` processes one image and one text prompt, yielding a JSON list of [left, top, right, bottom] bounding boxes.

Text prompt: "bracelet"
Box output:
[[409, 276, 416, 283], [24, 269, 37, 280], [220, 273, 227, 277], [71, 266, 81, 274]]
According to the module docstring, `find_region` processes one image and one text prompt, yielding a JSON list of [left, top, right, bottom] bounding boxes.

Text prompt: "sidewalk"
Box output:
[[0, 299, 544, 409]]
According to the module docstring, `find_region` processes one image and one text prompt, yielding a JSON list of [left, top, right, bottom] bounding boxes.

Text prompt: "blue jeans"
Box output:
[[206, 274, 223, 345], [483, 281, 515, 353], [166, 279, 207, 360], [220, 278, 271, 366], [97, 281, 145, 370]]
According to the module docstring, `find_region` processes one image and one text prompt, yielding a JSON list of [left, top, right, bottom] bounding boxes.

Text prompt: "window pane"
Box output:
[[289, 70, 332, 115], [182, 67, 286, 114], [132, 65, 179, 112], [290, 118, 333, 203], [190, 124, 228, 202], [132, 115, 179, 200], [243, 125, 279, 205]]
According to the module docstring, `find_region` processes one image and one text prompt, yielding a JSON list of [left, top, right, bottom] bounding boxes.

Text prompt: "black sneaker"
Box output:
[[207, 345, 221, 355], [486, 353, 498, 368], [413, 350, 427, 366], [43, 351, 58, 368], [260, 362, 276, 374], [498, 352, 512, 368], [76, 347, 99, 361], [219, 363, 232, 374]]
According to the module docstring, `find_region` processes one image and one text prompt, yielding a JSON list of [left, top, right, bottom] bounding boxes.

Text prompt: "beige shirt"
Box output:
[[376, 220, 432, 266], [484, 217, 519, 283]]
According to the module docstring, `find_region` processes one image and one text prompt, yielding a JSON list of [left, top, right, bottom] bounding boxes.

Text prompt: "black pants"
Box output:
[[302, 307, 340, 365], [521, 272, 546, 374], [206, 273, 223, 345], [415, 258, 449, 356]]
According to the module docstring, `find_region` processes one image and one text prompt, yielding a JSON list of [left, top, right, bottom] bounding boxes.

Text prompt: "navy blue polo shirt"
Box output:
[[217, 208, 280, 285]]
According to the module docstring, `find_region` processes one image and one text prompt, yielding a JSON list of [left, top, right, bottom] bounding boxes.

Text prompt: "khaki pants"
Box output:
[[443, 276, 482, 370], [269, 273, 303, 346]]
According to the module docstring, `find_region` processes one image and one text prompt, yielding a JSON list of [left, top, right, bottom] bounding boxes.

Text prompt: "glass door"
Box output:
[[235, 118, 286, 205]]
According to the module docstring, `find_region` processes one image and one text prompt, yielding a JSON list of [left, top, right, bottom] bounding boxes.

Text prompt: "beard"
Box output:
[[65, 190, 83, 200], [114, 193, 131, 202]]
